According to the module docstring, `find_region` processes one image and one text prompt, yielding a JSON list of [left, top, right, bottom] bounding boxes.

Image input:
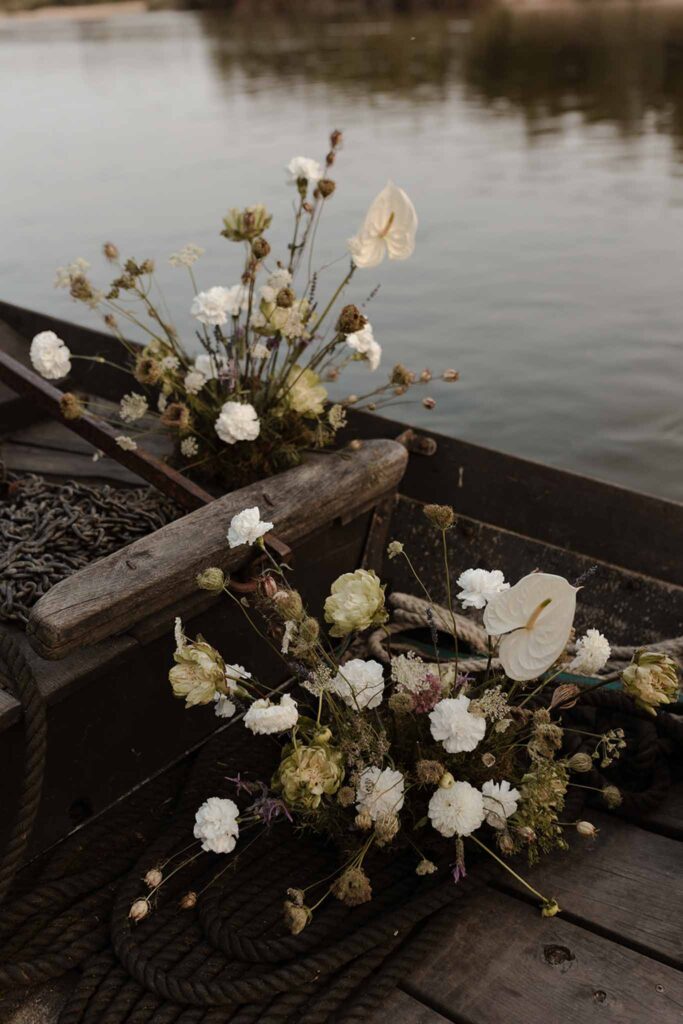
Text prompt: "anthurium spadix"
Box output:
[[483, 573, 578, 681], [347, 181, 418, 268]]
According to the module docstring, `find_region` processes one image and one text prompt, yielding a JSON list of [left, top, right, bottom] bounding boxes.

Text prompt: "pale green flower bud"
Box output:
[[568, 752, 593, 773], [169, 636, 227, 707], [196, 567, 225, 593], [323, 568, 387, 638], [622, 650, 680, 715], [275, 741, 344, 811]]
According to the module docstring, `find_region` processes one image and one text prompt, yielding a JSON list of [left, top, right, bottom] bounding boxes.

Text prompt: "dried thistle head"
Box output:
[[423, 504, 455, 530], [134, 355, 162, 385], [60, 392, 85, 421], [317, 179, 336, 198], [391, 363, 414, 387], [161, 403, 192, 432], [415, 759, 445, 785], [283, 900, 311, 935], [331, 866, 372, 907], [337, 304, 367, 334]]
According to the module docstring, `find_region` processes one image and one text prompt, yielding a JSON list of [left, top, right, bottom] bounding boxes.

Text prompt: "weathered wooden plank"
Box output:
[[1, 441, 150, 487], [502, 812, 683, 967], [376, 989, 455, 1024], [399, 889, 683, 1024], [348, 409, 683, 587], [26, 440, 408, 660], [5, 416, 172, 460]]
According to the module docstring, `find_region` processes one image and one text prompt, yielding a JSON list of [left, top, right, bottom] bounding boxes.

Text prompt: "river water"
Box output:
[[1, 3, 682, 500]]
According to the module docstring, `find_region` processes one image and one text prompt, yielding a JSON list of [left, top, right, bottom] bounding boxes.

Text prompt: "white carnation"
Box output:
[[119, 392, 148, 423], [429, 695, 486, 754], [287, 156, 322, 185], [345, 323, 382, 371], [330, 658, 385, 710], [214, 694, 236, 719], [225, 663, 251, 688], [481, 779, 520, 829], [191, 285, 247, 326], [227, 507, 273, 548], [194, 354, 230, 381], [243, 693, 298, 735], [193, 797, 239, 854], [356, 766, 404, 820], [30, 331, 72, 380], [428, 781, 484, 838], [569, 629, 611, 676], [215, 401, 260, 445], [184, 370, 206, 395], [456, 569, 510, 610]]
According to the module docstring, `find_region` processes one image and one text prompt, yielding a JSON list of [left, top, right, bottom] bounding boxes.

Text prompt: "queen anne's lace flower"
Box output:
[[119, 392, 148, 423], [244, 693, 298, 735], [428, 781, 484, 838], [330, 659, 385, 710], [194, 797, 239, 854], [184, 370, 206, 396], [429, 695, 486, 754], [287, 156, 322, 185], [456, 569, 509, 610], [115, 435, 138, 452], [481, 779, 520, 829], [348, 181, 417, 269], [569, 630, 611, 676], [215, 402, 260, 445], [169, 243, 204, 268], [227, 507, 273, 548], [356, 766, 404, 820], [345, 323, 382, 371], [180, 437, 199, 458], [30, 331, 72, 380]]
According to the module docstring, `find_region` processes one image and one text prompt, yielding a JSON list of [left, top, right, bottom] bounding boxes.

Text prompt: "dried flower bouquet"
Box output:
[[126, 502, 680, 931], [31, 132, 457, 489]]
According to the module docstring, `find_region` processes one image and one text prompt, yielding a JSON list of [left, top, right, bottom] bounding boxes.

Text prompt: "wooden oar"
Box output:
[[0, 345, 214, 513]]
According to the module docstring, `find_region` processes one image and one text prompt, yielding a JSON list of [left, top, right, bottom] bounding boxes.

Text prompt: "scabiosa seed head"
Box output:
[[568, 752, 593, 773], [576, 821, 598, 838], [283, 900, 311, 934], [416, 858, 437, 876], [337, 304, 367, 334], [391, 363, 414, 387], [273, 590, 304, 622], [251, 237, 271, 259], [602, 785, 622, 809], [423, 504, 455, 530], [129, 899, 149, 922], [337, 786, 355, 807], [276, 287, 295, 309], [196, 568, 225, 593], [331, 866, 372, 907], [416, 759, 445, 785], [179, 891, 198, 910], [103, 242, 119, 261], [388, 691, 414, 714], [317, 178, 336, 198], [144, 868, 163, 888], [60, 392, 84, 420]]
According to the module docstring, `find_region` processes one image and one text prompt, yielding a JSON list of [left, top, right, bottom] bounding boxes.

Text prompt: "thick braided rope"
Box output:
[[0, 628, 47, 907]]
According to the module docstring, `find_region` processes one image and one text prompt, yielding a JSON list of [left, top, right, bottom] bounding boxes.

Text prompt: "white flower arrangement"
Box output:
[[45, 132, 456, 491]]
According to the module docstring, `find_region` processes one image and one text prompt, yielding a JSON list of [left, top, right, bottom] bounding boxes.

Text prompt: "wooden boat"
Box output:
[[1, 299, 682, 1023]]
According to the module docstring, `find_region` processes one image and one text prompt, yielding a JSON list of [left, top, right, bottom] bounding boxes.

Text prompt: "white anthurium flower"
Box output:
[[483, 573, 578, 682], [345, 323, 382, 371], [347, 181, 417, 269]]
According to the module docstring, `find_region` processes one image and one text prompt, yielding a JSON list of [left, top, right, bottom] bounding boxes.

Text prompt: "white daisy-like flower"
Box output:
[[481, 779, 521, 829], [193, 797, 239, 854], [191, 285, 247, 326], [456, 568, 510, 610], [180, 437, 198, 458], [161, 355, 180, 372], [227, 507, 274, 548], [356, 766, 405, 820], [119, 392, 148, 423], [243, 693, 298, 735], [429, 695, 486, 754], [287, 156, 322, 185], [330, 659, 385, 710], [194, 354, 230, 381], [30, 331, 72, 380], [215, 401, 260, 445], [169, 243, 204, 268], [347, 181, 417, 269], [428, 781, 484, 838], [569, 629, 611, 676], [184, 370, 206, 396], [483, 573, 578, 682], [214, 694, 236, 719], [115, 435, 138, 452], [345, 323, 382, 372]]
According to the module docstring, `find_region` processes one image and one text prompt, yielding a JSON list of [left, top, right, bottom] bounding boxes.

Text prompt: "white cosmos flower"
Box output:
[[483, 573, 578, 682], [356, 766, 404, 820], [345, 323, 382, 371], [191, 285, 248, 326], [30, 331, 72, 380], [569, 629, 611, 676], [227, 506, 273, 548], [481, 779, 520, 829], [348, 181, 417, 269], [215, 401, 260, 445], [194, 797, 239, 854], [429, 695, 486, 754], [287, 156, 322, 185], [456, 569, 509, 610], [330, 658, 385, 710], [428, 781, 484, 838], [243, 693, 298, 735], [194, 353, 230, 381]]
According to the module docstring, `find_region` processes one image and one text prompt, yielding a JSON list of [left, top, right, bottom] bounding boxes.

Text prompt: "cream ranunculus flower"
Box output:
[[276, 740, 344, 811], [279, 366, 327, 417], [622, 650, 680, 715], [169, 618, 229, 707], [324, 569, 388, 637], [347, 181, 417, 269], [483, 573, 578, 682]]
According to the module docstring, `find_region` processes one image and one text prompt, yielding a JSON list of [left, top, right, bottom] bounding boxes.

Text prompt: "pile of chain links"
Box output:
[[0, 474, 180, 624]]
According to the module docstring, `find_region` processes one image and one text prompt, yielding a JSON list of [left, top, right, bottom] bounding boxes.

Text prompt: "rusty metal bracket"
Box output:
[[228, 534, 294, 594], [395, 428, 437, 457]]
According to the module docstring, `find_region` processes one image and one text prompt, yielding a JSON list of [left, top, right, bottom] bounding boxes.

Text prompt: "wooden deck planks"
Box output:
[[397, 890, 683, 1024]]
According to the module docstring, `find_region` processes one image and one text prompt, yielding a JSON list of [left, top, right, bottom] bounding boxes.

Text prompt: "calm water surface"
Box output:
[[1, 4, 682, 500]]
